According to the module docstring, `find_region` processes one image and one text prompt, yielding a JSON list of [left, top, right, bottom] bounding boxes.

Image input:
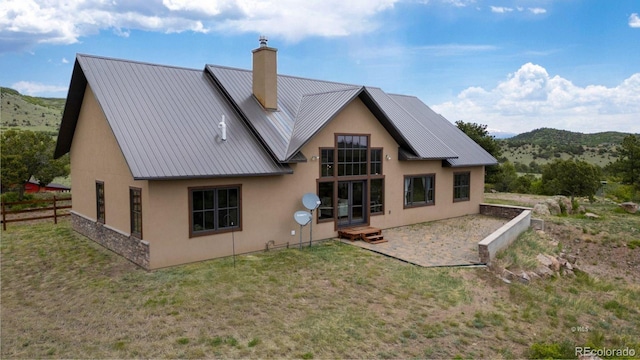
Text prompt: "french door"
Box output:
[[337, 180, 366, 227]]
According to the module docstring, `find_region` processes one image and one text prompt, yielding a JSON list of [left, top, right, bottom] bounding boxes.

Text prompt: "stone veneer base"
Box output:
[[71, 212, 150, 269]]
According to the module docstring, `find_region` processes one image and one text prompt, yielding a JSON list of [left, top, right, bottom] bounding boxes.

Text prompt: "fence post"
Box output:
[[1, 200, 5, 231], [53, 196, 58, 225]]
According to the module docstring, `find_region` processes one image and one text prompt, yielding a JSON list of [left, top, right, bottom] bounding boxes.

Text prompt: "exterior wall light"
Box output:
[[385, 154, 392, 160]]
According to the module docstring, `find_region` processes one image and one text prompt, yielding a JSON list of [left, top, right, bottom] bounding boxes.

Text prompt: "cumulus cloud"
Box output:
[[490, 6, 513, 13], [630, 13, 640, 28], [0, 0, 399, 51], [11, 81, 67, 96], [61, 57, 69, 64], [528, 7, 546, 15], [432, 63, 640, 133]]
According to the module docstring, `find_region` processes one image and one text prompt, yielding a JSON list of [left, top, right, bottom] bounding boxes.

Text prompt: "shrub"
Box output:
[[528, 341, 575, 359]]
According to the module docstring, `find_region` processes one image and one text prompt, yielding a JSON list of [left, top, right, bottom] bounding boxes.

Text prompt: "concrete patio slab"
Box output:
[[341, 214, 510, 267]]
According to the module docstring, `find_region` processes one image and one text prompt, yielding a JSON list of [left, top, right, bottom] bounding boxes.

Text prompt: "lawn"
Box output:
[[2, 216, 639, 359]]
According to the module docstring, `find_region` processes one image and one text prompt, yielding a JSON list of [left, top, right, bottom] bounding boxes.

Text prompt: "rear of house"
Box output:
[[55, 40, 496, 269]]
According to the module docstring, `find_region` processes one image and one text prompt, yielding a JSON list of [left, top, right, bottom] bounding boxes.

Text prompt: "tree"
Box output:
[[1, 129, 69, 199], [455, 121, 503, 184], [609, 135, 640, 188], [541, 159, 602, 201]]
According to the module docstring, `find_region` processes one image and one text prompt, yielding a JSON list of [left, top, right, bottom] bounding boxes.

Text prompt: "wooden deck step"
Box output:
[[364, 234, 387, 244]]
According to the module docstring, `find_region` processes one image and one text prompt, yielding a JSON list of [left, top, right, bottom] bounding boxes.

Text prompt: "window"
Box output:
[[320, 148, 334, 177], [370, 179, 384, 214], [404, 175, 435, 207], [96, 181, 105, 223], [454, 172, 470, 202], [370, 148, 382, 175], [190, 186, 241, 237], [337, 135, 368, 176], [130, 187, 142, 238], [318, 182, 334, 220]]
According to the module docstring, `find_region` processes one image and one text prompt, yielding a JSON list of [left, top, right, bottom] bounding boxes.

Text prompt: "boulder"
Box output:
[[553, 195, 573, 214], [502, 269, 517, 281], [565, 262, 573, 271], [620, 202, 639, 214], [518, 271, 531, 284], [544, 199, 562, 215], [535, 266, 554, 277], [585, 212, 600, 219], [549, 256, 561, 272], [536, 253, 553, 267], [533, 203, 551, 216]]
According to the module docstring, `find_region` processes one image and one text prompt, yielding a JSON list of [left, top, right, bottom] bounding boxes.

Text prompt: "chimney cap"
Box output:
[[259, 35, 268, 47]]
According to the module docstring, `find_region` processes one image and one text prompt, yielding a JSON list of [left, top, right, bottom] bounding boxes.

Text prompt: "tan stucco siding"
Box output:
[[145, 97, 486, 268], [70, 85, 148, 236]]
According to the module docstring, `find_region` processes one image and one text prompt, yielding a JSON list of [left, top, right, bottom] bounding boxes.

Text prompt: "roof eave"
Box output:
[[54, 58, 87, 159], [132, 167, 294, 181]]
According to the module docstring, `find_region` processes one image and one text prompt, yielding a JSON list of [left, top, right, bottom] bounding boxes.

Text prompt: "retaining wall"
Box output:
[[478, 204, 532, 264]]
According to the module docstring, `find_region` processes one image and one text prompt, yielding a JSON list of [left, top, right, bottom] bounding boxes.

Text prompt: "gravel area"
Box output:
[[342, 214, 510, 267]]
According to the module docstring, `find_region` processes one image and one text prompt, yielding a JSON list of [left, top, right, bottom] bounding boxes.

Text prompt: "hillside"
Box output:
[[500, 128, 638, 171], [0, 87, 65, 134]]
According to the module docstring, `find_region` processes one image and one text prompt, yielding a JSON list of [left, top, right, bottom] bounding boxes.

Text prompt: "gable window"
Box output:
[[96, 181, 105, 223], [370, 148, 382, 175], [320, 148, 334, 177], [130, 187, 142, 238], [190, 186, 241, 237], [454, 172, 470, 202], [337, 135, 368, 176], [404, 175, 435, 207]]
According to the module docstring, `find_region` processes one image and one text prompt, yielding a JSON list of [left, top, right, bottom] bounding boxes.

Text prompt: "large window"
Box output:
[[96, 181, 105, 223], [190, 186, 241, 237], [320, 148, 334, 177], [130, 187, 142, 238], [454, 172, 470, 202], [404, 175, 435, 207], [337, 135, 368, 176]]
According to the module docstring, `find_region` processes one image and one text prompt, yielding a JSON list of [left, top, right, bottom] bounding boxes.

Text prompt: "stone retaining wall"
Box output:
[[478, 206, 532, 264], [71, 211, 150, 269]]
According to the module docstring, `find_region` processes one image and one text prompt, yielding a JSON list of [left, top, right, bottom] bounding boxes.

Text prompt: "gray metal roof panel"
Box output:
[[363, 87, 459, 160], [74, 55, 290, 179], [388, 94, 498, 167]]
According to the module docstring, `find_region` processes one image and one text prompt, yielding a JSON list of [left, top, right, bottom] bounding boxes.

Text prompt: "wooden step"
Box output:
[[364, 234, 387, 244]]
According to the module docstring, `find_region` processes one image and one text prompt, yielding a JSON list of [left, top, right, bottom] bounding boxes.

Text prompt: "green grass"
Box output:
[[2, 220, 639, 358]]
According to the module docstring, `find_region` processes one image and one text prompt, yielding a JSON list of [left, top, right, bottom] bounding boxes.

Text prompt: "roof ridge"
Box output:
[[206, 64, 360, 87], [77, 53, 201, 72], [299, 86, 362, 98]]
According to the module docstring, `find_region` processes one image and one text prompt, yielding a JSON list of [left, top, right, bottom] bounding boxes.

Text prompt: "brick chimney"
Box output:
[[252, 36, 277, 110]]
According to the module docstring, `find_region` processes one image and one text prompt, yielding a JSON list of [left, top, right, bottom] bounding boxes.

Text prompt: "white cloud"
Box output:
[[490, 6, 513, 13], [11, 81, 67, 96], [61, 57, 69, 64], [432, 63, 640, 134], [629, 13, 640, 28], [0, 0, 399, 51], [528, 7, 546, 15]]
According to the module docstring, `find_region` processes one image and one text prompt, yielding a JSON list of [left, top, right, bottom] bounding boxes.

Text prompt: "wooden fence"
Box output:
[[1, 196, 72, 230]]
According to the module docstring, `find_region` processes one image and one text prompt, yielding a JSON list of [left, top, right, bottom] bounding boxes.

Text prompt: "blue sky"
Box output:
[[1, 0, 639, 135]]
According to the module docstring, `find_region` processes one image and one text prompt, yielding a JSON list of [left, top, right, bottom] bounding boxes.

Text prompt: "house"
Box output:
[[24, 178, 71, 194], [54, 39, 497, 270]]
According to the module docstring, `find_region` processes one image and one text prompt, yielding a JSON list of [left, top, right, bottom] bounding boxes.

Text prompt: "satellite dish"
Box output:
[[294, 211, 312, 226], [302, 193, 321, 210]]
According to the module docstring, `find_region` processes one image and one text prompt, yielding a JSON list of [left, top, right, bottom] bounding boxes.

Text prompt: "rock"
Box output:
[[518, 271, 531, 284], [577, 205, 586, 214], [553, 195, 573, 214], [528, 271, 541, 280], [536, 253, 553, 267], [501, 278, 511, 284], [535, 266, 554, 277], [620, 202, 639, 214], [533, 203, 551, 216], [558, 257, 568, 267], [544, 199, 562, 215], [502, 269, 517, 281], [549, 256, 561, 272], [585, 212, 600, 219], [562, 269, 575, 277], [565, 262, 573, 271]]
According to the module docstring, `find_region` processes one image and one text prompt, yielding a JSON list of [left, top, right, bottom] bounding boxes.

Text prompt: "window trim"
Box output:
[[317, 181, 335, 223], [129, 187, 142, 238], [188, 185, 243, 238], [453, 172, 471, 202], [336, 134, 369, 177], [319, 147, 334, 178], [95, 181, 105, 224], [403, 174, 436, 208], [370, 148, 383, 176], [369, 178, 384, 216]]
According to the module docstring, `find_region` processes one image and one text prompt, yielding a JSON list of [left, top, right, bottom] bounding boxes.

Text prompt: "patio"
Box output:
[[341, 214, 510, 267]]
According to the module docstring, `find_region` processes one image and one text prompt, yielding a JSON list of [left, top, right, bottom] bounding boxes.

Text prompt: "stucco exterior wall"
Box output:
[[70, 85, 149, 263], [144, 97, 486, 268]]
